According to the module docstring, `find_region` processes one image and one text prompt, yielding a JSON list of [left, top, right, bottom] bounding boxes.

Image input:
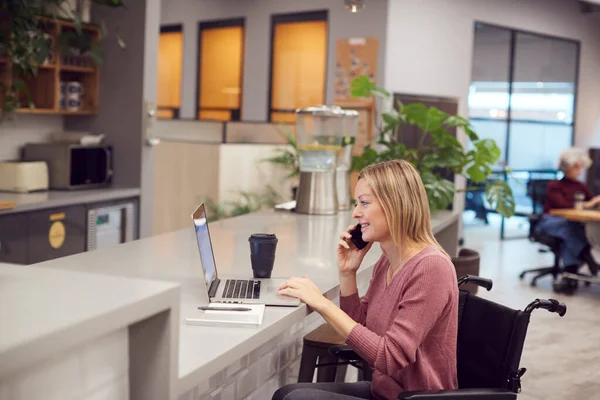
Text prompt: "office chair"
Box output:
[[519, 179, 563, 287], [329, 275, 567, 400]]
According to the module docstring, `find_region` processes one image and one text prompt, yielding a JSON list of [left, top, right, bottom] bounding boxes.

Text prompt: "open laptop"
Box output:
[[192, 203, 300, 307]]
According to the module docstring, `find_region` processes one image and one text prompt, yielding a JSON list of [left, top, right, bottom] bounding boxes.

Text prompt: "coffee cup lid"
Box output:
[[249, 233, 278, 242]]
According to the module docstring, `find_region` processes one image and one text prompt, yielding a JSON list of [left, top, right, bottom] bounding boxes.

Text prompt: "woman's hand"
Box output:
[[278, 275, 329, 311], [337, 224, 373, 277], [585, 195, 600, 209]]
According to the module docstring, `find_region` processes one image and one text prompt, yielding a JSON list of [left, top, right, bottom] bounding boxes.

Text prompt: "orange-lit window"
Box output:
[[197, 19, 244, 121], [269, 11, 328, 123], [157, 25, 183, 119]]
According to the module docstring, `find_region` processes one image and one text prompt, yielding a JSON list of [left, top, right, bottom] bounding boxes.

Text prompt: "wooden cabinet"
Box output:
[[0, 17, 100, 115]]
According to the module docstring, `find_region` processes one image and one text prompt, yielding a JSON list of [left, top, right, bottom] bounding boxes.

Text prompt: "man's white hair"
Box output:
[[558, 147, 592, 172]]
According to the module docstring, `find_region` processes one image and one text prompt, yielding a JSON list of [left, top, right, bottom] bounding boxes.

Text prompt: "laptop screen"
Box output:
[[192, 204, 218, 290]]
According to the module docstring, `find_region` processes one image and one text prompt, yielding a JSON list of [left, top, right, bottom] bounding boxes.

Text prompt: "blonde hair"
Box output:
[[358, 160, 449, 258]]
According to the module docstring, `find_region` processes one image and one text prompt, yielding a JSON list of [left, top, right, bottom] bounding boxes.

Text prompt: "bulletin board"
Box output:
[[334, 37, 379, 103], [334, 37, 379, 189]]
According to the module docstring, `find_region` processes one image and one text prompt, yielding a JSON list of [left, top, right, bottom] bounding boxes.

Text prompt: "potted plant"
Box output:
[[349, 75, 516, 218]]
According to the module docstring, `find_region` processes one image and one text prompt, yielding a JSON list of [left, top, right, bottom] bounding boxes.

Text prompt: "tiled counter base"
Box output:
[[179, 300, 349, 400], [0, 329, 128, 400]]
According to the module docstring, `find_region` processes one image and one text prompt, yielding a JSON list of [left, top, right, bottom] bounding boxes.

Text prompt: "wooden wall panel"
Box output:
[[152, 142, 220, 236]]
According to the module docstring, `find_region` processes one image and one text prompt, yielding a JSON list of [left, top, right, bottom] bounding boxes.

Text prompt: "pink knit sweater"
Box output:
[[340, 246, 458, 400]]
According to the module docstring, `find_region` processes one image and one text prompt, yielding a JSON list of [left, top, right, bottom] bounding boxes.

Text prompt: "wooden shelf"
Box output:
[[37, 15, 98, 32], [61, 65, 95, 73], [60, 109, 96, 115], [16, 108, 57, 114], [1, 16, 100, 116], [37, 63, 57, 70], [16, 108, 96, 115]]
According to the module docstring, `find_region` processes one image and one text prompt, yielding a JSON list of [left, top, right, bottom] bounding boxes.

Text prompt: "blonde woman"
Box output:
[[275, 160, 459, 400]]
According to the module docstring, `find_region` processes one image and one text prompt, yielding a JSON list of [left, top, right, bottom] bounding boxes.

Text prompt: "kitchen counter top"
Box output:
[[0, 263, 180, 381], [35, 208, 460, 395], [0, 187, 140, 215]]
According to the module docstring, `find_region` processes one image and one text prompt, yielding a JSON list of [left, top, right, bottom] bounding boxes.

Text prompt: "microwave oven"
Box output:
[[23, 143, 113, 190]]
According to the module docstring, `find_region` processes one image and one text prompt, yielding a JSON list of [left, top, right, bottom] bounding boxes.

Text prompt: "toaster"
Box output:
[[0, 161, 49, 193]]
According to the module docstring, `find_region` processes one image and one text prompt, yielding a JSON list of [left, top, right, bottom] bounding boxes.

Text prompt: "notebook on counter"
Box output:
[[184, 303, 266, 328]]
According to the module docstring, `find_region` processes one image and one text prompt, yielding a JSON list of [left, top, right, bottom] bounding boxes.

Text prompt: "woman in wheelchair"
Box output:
[[537, 147, 600, 275], [274, 160, 459, 400]]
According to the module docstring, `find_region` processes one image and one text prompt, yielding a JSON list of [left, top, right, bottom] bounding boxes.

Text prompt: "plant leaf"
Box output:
[[350, 75, 375, 98], [381, 109, 401, 125], [421, 172, 456, 212], [444, 115, 479, 141], [486, 180, 515, 218], [370, 87, 391, 99], [351, 146, 378, 172]]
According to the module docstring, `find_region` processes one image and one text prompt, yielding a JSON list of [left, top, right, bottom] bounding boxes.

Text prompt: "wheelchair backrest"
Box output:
[[457, 290, 531, 392]]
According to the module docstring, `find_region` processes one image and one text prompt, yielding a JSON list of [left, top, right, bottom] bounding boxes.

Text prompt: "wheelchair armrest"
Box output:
[[398, 388, 517, 400], [328, 344, 364, 362], [457, 275, 493, 291]]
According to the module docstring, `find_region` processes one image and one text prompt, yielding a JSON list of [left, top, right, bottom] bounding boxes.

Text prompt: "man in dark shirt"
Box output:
[[538, 148, 600, 275]]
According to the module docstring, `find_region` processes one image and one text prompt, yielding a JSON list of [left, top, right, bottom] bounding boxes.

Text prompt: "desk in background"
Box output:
[[550, 208, 600, 249], [550, 208, 600, 223]]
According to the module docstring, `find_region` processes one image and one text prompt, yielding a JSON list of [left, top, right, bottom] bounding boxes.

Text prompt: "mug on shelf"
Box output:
[[66, 94, 82, 111], [66, 81, 84, 96]]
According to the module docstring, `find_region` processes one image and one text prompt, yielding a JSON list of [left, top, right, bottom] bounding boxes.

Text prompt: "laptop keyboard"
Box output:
[[223, 279, 261, 299]]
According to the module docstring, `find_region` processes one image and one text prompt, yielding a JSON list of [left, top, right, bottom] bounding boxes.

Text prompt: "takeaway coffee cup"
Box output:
[[249, 233, 278, 278]]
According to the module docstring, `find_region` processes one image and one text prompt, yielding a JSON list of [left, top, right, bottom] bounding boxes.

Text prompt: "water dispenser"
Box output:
[[294, 105, 345, 215]]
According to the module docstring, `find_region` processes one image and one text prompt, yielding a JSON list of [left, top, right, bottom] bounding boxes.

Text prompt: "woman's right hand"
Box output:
[[337, 224, 373, 276]]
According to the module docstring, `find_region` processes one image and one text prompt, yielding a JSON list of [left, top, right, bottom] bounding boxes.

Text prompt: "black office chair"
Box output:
[[519, 179, 563, 287], [329, 275, 567, 400]]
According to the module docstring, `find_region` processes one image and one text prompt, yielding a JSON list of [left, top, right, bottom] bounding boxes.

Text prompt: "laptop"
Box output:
[[192, 203, 300, 307]]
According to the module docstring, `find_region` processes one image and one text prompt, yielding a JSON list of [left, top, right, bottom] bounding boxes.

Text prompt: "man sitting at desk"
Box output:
[[537, 147, 600, 275]]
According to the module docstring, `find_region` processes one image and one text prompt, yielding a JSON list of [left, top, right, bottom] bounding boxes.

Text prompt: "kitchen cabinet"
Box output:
[[27, 205, 86, 264], [0, 213, 28, 264]]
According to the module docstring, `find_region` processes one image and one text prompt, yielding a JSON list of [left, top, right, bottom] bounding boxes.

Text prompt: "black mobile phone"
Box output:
[[350, 223, 369, 250]]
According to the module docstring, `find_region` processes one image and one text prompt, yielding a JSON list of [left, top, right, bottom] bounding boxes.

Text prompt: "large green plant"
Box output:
[[0, 0, 125, 119], [350, 75, 515, 218]]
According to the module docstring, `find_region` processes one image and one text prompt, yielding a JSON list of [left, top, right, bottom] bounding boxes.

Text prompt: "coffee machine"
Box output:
[[294, 105, 345, 215]]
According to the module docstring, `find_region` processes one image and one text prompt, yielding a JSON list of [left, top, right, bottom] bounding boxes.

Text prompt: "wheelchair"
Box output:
[[325, 275, 567, 399]]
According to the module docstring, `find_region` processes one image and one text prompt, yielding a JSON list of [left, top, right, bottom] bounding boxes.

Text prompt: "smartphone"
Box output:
[[350, 223, 369, 250]]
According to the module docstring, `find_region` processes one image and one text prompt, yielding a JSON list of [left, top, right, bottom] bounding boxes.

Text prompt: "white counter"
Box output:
[[2, 208, 459, 400], [0, 264, 180, 400], [0, 187, 140, 216]]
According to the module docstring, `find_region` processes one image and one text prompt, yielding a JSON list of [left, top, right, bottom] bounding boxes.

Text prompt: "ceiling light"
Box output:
[[344, 0, 366, 13]]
